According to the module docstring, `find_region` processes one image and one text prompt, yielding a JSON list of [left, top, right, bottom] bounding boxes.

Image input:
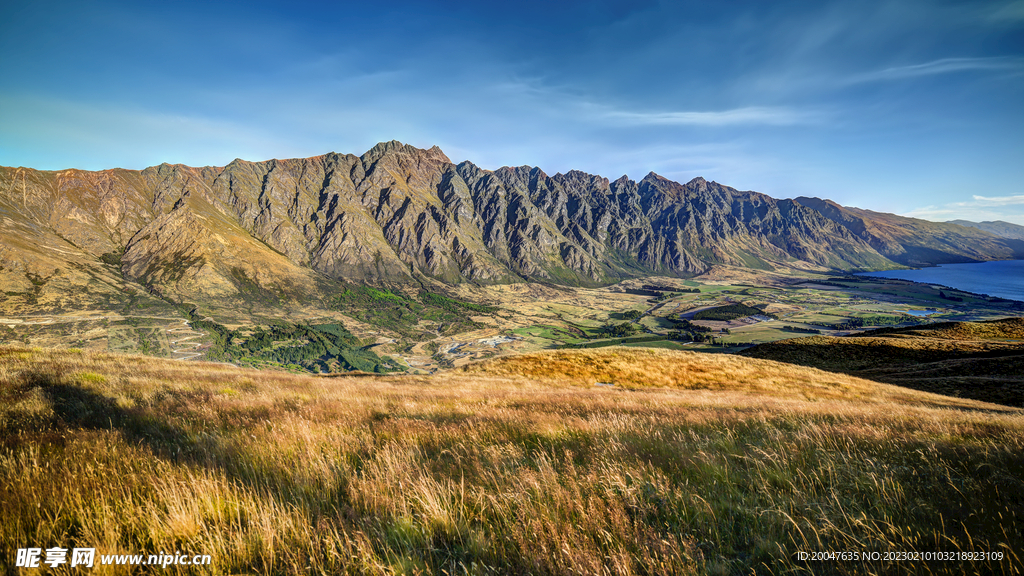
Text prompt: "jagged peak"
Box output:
[[360, 140, 452, 166], [559, 169, 603, 181], [494, 165, 546, 180], [225, 158, 255, 168], [553, 169, 611, 191], [456, 160, 487, 174], [364, 140, 404, 155], [686, 176, 707, 186], [795, 196, 844, 210]]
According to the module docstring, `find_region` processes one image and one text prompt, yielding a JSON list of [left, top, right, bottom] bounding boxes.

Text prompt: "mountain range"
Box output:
[[3, 141, 1023, 313], [947, 219, 1024, 241]]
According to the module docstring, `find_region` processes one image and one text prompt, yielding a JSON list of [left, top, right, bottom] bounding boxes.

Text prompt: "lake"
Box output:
[[855, 260, 1024, 302]]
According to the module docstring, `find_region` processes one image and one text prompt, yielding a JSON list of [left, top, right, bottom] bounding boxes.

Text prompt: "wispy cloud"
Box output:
[[472, 79, 826, 129], [986, 1, 1024, 23], [602, 106, 823, 127], [848, 57, 1024, 83], [970, 194, 1024, 206], [905, 194, 1024, 226]]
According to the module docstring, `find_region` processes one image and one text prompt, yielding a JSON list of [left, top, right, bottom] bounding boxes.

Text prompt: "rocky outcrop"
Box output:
[[2, 141, 1023, 306]]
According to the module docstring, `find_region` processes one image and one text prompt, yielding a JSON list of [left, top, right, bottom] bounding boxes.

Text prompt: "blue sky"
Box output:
[[2, 0, 1023, 223]]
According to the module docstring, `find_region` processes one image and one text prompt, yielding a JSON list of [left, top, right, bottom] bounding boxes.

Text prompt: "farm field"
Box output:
[[447, 271, 1024, 359], [2, 266, 1022, 373]]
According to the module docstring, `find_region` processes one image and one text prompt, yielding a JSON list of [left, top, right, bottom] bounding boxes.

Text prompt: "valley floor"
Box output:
[[6, 266, 1021, 381]]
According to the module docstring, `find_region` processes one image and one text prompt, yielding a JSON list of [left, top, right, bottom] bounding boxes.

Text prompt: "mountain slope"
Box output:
[[948, 219, 1024, 240], [794, 197, 1024, 266], [3, 142, 1023, 312]]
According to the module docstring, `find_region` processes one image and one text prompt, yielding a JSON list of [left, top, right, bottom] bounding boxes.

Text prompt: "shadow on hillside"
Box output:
[[29, 371, 304, 499], [37, 377, 194, 455], [740, 342, 1024, 408]]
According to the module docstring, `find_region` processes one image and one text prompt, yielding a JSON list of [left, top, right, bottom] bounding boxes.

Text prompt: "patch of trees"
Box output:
[[621, 288, 662, 297], [668, 330, 713, 342], [672, 318, 712, 333], [327, 284, 490, 339], [642, 284, 701, 293], [622, 310, 644, 320], [188, 312, 398, 373], [939, 290, 964, 302], [809, 318, 864, 330], [597, 322, 638, 337], [781, 325, 821, 334], [693, 304, 766, 321], [664, 319, 713, 342], [621, 285, 700, 301], [654, 291, 694, 302], [809, 315, 922, 330], [799, 279, 857, 287], [560, 335, 665, 349]]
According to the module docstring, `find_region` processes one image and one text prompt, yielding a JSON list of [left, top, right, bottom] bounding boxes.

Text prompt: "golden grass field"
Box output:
[[739, 318, 1024, 408], [1, 346, 1022, 575]]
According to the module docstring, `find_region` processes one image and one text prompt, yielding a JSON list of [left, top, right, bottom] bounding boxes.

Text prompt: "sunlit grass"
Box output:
[[1, 346, 1021, 575]]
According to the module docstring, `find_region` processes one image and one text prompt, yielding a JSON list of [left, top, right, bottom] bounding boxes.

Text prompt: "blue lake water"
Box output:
[[855, 260, 1024, 302]]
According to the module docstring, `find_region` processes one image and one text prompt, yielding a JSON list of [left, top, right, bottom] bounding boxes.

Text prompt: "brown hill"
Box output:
[[739, 317, 1024, 406]]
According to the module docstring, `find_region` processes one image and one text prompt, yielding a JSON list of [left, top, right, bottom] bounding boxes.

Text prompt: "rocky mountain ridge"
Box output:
[[3, 141, 1022, 310]]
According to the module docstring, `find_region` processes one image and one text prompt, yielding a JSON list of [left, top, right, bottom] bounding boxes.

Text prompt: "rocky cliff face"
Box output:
[[2, 141, 1022, 307]]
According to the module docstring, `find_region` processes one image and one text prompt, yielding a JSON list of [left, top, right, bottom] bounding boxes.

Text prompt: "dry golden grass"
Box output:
[[740, 318, 1024, 407], [1, 345, 1022, 575], [461, 347, 1008, 406], [903, 317, 1024, 341]]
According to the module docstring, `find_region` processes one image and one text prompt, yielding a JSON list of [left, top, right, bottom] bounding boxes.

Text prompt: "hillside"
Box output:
[[739, 317, 1024, 407], [794, 197, 1024, 267], [2, 345, 1022, 574], [4, 142, 1023, 321], [948, 219, 1024, 240]]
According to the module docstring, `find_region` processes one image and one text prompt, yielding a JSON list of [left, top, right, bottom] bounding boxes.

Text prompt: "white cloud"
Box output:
[[474, 78, 826, 128], [602, 106, 823, 127], [970, 194, 1024, 206], [848, 57, 1024, 83], [905, 194, 1024, 226]]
